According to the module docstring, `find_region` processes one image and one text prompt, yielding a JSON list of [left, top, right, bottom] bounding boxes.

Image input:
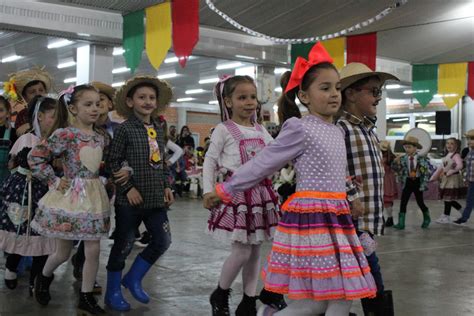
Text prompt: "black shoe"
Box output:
[[35, 273, 54, 306], [71, 254, 83, 281], [235, 294, 257, 316], [77, 291, 106, 315], [4, 277, 17, 289], [385, 217, 394, 227], [210, 285, 232, 316], [259, 288, 287, 310], [134, 231, 151, 248], [453, 218, 467, 225], [92, 281, 102, 295], [361, 290, 394, 316]]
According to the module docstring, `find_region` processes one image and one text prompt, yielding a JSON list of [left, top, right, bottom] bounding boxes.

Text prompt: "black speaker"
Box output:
[[435, 111, 451, 135]]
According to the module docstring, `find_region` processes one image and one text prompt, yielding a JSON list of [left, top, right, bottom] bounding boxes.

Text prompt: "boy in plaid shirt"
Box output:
[[104, 76, 174, 311], [454, 129, 474, 225]]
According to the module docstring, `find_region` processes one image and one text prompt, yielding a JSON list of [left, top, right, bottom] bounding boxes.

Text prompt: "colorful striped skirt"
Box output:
[[262, 191, 377, 301]]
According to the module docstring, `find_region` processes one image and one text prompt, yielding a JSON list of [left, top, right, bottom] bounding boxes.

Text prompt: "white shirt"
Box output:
[[166, 140, 183, 165], [203, 122, 273, 194]]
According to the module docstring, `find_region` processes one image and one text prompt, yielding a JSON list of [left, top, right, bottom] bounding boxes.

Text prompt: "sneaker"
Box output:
[[435, 214, 451, 224], [134, 231, 151, 248], [257, 305, 278, 316], [453, 218, 467, 226]]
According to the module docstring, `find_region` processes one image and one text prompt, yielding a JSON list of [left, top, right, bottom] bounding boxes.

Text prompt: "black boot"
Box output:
[[235, 293, 257, 316], [210, 285, 232, 316], [77, 291, 106, 315], [259, 288, 287, 310], [35, 273, 54, 306], [385, 217, 394, 227], [361, 290, 394, 316]]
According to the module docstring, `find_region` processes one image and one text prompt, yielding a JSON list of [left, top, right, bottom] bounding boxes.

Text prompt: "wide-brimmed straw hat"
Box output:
[[340, 62, 399, 91], [465, 129, 474, 138], [401, 136, 422, 149], [114, 76, 173, 118], [9, 66, 54, 100], [90, 81, 116, 102], [379, 140, 391, 151]]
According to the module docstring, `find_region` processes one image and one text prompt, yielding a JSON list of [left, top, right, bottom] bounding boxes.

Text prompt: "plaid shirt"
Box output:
[[336, 111, 384, 235], [107, 114, 170, 209], [466, 149, 474, 182]]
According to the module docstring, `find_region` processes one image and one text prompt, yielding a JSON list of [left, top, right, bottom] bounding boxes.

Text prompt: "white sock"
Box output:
[[42, 239, 73, 277], [5, 268, 17, 280]]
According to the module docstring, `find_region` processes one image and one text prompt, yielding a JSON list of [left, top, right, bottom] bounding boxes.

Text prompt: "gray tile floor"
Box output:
[[1, 198, 474, 315]]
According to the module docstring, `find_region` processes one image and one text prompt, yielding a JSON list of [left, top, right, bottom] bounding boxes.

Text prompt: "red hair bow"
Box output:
[[285, 42, 334, 93]]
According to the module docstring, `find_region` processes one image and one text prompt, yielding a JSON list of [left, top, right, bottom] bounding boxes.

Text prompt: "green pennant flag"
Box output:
[[412, 64, 438, 108], [291, 42, 315, 68], [123, 10, 145, 73]]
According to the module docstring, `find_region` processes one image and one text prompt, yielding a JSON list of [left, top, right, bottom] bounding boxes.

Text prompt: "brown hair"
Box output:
[[214, 75, 256, 122], [126, 82, 159, 100], [278, 62, 338, 124], [0, 96, 11, 113], [446, 137, 461, 154]]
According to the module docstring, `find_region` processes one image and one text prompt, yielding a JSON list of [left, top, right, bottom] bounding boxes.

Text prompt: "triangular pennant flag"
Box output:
[[412, 64, 438, 108], [146, 3, 172, 70], [123, 10, 145, 73], [172, 0, 199, 68], [468, 61, 474, 99], [290, 43, 314, 68], [438, 62, 468, 109], [321, 37, 345, 70], [346, 33, 377, 70]]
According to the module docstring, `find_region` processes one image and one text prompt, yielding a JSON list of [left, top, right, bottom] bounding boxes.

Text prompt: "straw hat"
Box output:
[[9, 66, 53, 100], [90, 81, 116, 102], [340, 62, 399, 91], [401, 136, 422, 149], [465, 129, 474, 138], [114, 76, 173, 118], [379, 140, 391, 151]]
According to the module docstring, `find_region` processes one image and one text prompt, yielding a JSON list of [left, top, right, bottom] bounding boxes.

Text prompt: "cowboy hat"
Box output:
[[379, 140, 392, 151], [114, 75, 173, 118], [465, 129, 474, 138], [340, 63, 399, 91], [90, 81, 116, 102], [9, 66, 53, 100], [401, 136, 422, 149]]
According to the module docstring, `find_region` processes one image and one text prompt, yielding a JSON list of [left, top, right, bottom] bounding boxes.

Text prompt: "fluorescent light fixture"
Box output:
[[434, 93, 458, 98], [209, 100, 219, 105], [63, 77, 77, 83], [77, 33, 90, 37], [1, 55, 23, 63], [177, 97, 194, 102], [157, 73, 178, 79], [113, 47, 124, 56], [415, 119, 428, 122], [386, 84, 401, 90], [47, 39, 74, 49], [185, 89, 206, 95], [216, 62, 242, 70], [274, 87, 282, 93], [57, 61, 76, 69], [199, 77, 219, 84], [111, 82, 125, 87], [429, 121, 436, 123], [235, 54, 256, 60], [274, 67, 290, 74], [403, 89, 429, 95], [393, 118, 409, 122], [112, 67, 130, 74]]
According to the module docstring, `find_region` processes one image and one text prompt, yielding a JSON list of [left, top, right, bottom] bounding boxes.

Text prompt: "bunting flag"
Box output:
[[290, 42, 314, 68], [172, 0, 199, 68], [346, 33, 377, 70], [320, 37, 345, 70], [468, 62, 474, 100], [146, 3, 172, 70], [123, 10, 145, 73], [438, 62, 468, 109], [412, 64, 438, 108]]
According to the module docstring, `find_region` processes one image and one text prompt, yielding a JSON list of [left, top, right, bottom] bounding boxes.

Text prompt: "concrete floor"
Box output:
[[1, 198, 474, 316]]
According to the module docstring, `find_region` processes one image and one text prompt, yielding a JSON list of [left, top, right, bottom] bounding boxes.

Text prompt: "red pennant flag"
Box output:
[[468, 61, 474, 99], [172, 0, 199, 68], [346, 33, 377, 70]]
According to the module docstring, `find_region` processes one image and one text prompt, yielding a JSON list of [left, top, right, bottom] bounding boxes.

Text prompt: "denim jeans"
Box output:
[[106, 206, 171, 272], [461, 182, 474, 221]]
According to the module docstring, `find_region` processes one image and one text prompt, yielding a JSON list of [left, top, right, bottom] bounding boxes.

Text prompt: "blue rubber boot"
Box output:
[[104, 271, 130, 311], [122, 255, 152, 304]]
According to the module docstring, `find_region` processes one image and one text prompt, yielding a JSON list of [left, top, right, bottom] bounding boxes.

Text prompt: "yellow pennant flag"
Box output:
[[321, 37, 345, 70], [438, 62, 467, 109], [146, 2, 172, 70]]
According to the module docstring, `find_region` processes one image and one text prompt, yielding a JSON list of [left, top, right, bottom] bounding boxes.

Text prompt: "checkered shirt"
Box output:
[[107, 114, 170, 209], [466, 149, 474, 182], [336, 111, 385, 235]]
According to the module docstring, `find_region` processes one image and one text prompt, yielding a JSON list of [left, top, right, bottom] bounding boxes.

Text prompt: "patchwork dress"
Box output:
[[29, 127, 110, 240], [217, 115, 376, 301]]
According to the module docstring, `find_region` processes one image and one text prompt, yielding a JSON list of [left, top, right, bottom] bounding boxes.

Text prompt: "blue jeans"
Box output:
[[461, 182, 474, 221], [107, 206, 171, 271]]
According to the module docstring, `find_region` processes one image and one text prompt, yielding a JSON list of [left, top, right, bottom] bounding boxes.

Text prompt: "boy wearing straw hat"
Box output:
[[337, 62, 398, 315], [454, 129, 474, 225]]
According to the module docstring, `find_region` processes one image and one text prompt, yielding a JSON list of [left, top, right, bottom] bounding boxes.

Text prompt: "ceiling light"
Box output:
[[112, 67, 130, 74], [177, 97, 194, 102], [157, 73, 178, 79], [164, 56, 194, 64], [393, 118, 409, 122], [63, 77, 77, 83], [403, 89, 429, 95], [386, 84, 401, 90], [199, 77, 219, 84], [216, 62, 243, 70], [1, 55, 23, 63], [434, 93, 458, 97], [111, 82, 125, 87], [47, 39, 74, 49], [185, 89, 206, 95], [235, 54, 256, 60], [274, 87, 282, 93], [429, 121, 436, 123], [113, 47, 124, 56], [415, 119, 428, 122], [77, 33, 90, 37], [209, 100, 219, 105], [274, 67, 290, 74], [57, 61, 76, 69]]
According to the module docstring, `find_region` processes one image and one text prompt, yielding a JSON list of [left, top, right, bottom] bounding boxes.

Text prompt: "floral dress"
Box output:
[[29, 127, 110, 240]]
